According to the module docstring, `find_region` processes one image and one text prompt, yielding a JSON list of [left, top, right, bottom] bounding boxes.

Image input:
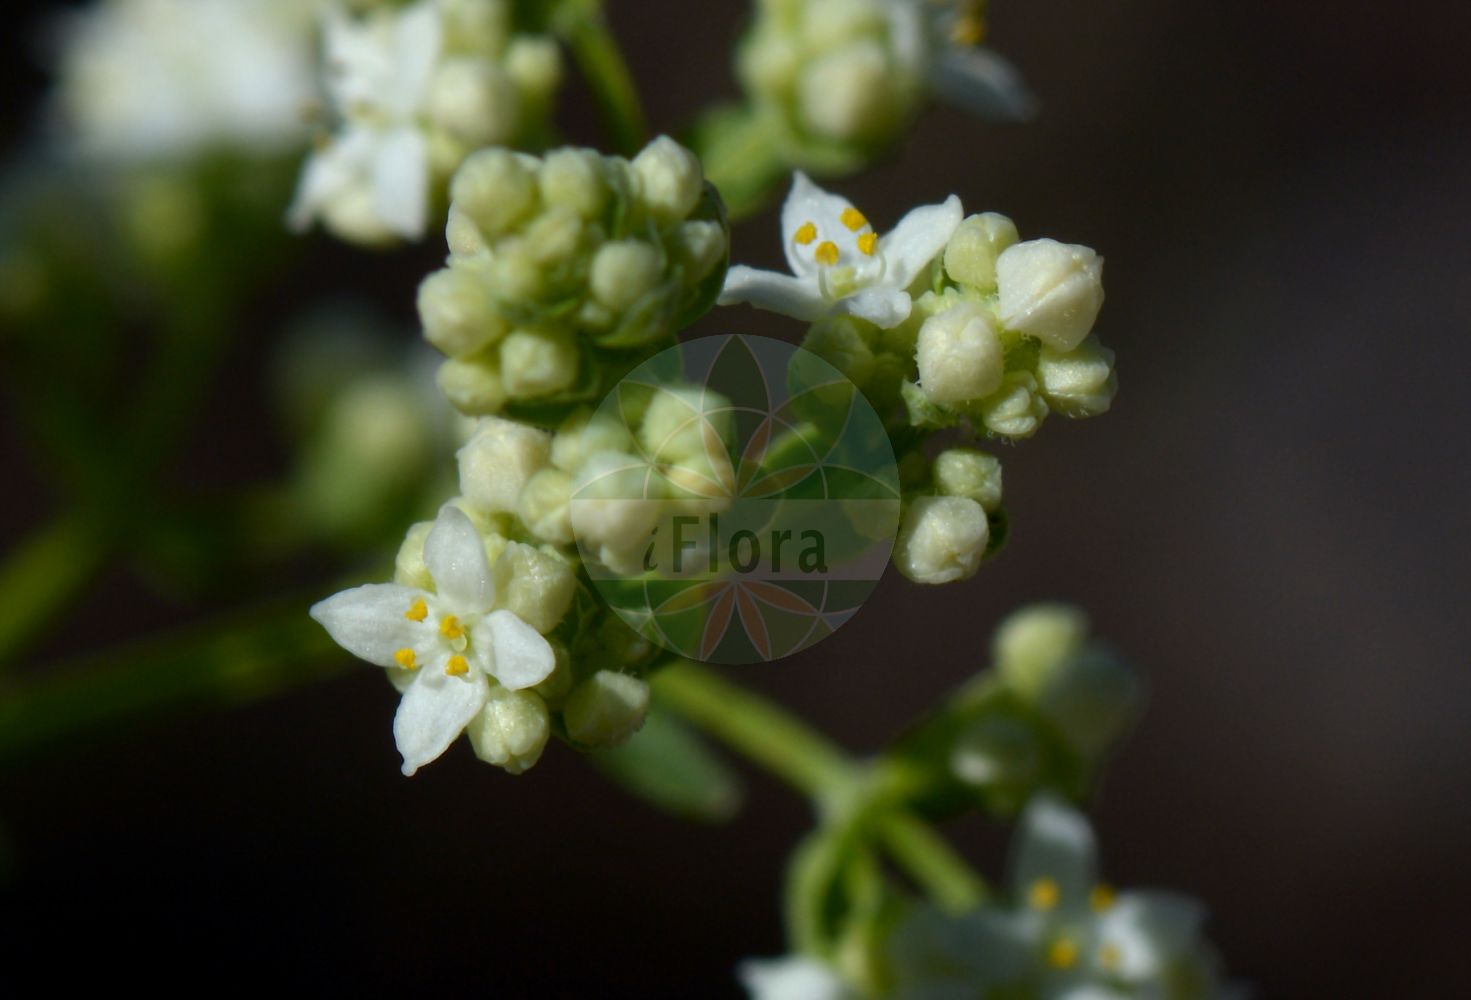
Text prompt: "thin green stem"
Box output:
[[0, 514, 105, 668], [876, 811, 989, 913], [557, 1, 647, 157]]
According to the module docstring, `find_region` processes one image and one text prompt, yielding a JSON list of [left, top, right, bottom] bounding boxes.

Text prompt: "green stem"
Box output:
[[0, 514, 106, 668], [876, 812, 989, 913], [557, 1, 647, 157]]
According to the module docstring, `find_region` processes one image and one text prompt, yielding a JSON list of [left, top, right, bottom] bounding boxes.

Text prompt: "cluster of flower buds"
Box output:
[[290, 0, 563, 243], [418, 137, 729, 419]]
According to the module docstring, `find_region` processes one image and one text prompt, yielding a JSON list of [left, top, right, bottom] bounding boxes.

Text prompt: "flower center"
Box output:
[[1047, 936, 1079, 970], [1028, 876, 1060, 911]]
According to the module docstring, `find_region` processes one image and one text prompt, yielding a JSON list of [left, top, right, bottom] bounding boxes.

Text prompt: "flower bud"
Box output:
[[975, 372, 1048, 439], [639, 386, 734, 464], [569, 451, 665, 571], [451, 148, 539, 237], [932, 448, 1003, 513], [498, 328, 579, 398], [590, 239, 664, 311], [418, 266, 507, 358], [798, 41, 893, 142], [894, 495, 989, 585], [538, 147, 610, 221], [632, 135, 704, 224], [491, 541, 576, 634], [674, 220, 727, 284], [522, 207, 586, 267], [504, 36, 562, 99], [916, 302, 1004, 404], [564, 670, 650, 748], [456, 416, 551, 514], [993, 603, 1089, 700], [446, 206, 488, 258], [551, 408, 636, 473], [1036, 337, 1117, 418], [468, 685, 551, 775], [943, 213, 1019, 293], [951, 714, 1041, 793], [518, 466, 574, 545], [437, 353, 507, 414], [803, 316, 877, 389], [1035, 648, 1144, 757], [996, 238, 1104, 352], [393, 520, 436, 590], [426, 58, 518, 146]]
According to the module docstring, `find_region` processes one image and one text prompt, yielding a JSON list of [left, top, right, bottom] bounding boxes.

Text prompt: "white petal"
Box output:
[[424, 505, 495, 613], [310, 583, 431, 667], [1009, 792, 1098, 907], [738, 956, 851, 1000], [1096, 891, 1208, 980], [286, 127, 377, 231], [371, 125, 430, 239], [719, 265, 828, 321], [1054, 988, 1130, 1000], [930, 48, 1039, 124], [780, 172, 860, 277], [881, 195, 963, 289], [392, 0, 444, 109], [837, 285, 912, 328], [393, 668, 489, 775], [481, 609, 555, 690]]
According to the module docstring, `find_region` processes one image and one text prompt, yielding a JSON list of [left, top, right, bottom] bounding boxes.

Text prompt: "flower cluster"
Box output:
[[419, 137, 729, 419], [736, 0, 1035, 171], [743, 794, 1244, 1000], [289, 0, 563, 244]]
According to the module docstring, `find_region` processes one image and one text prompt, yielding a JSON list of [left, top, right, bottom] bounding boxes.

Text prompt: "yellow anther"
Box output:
[[1028, 877, 1060, 911], [951, 15, 985, 46], [1090, 883, 1116, 912], [794, 221, 817, 245], [393, 648, 418, 671], [445, 654, 470, 676], [814, 241, 839, 266], [1098, 943, 1122, 972], [405, 598, 428, 622], [1046, 937, 1078, 970], [840, 207, 868, 231], [439, 615, 464, 640], [857, 232, 878, 256]]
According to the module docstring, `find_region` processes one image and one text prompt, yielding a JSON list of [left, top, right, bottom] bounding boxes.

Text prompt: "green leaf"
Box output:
[[588, 704, 745, 822]]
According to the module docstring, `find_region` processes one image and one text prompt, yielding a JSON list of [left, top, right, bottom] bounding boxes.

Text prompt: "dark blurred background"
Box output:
[[3, 1, 1470, 996]]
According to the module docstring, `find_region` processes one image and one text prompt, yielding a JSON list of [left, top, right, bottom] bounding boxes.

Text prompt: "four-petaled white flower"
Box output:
[[719, 172, 961, 329], [907, 0, 1040, 124], [288, 0, 443, 242], [310, 504, 555, 775]]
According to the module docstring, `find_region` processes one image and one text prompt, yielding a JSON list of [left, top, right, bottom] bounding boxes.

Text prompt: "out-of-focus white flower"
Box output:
[[910, 0, 1039, 124], [310, 504, 555, 775], [53, 0, 316, 161], [738, 955, 854, 1000], [720, 172, 961, 328]]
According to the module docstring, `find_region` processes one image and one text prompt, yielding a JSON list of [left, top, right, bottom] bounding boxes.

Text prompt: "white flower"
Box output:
[[738, 955, 854, 1000], [289, 0, 442, 241], [910, 0, 1040, 124], [310, 504, 555, 775], [53, 0, 316, 161], [719, 172, 962, 329]]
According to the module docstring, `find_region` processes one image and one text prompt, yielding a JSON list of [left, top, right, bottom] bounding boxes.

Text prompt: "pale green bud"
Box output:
[[551, 408, 636, 473], [318, 181, 398, 247], [639, 387, 734, 464], [590, 239, 664, 311], [518, 466, 574, 545], [674, 220, 727, 284], [533, 639, 574, 703], [440, 0, 510, 52], [564, 670, 650, 748], [894, 495, 988, 585], [916, 302, 1004, 404], [976, 372, 1048, 439], [504, 36, 562, 99], [491, 541, 576, 634], [804, 316, 877, 388], [944, 213, 1020, 293], [457, 416, 551, 514], [522, 207, 586, 267], [437, 353, 507, 414], [738, 29, 801, 94], [1036, 648, 1144, 757], [468, 685, 551, 775], [498, 328, 579, 398], [393, 520, 436, 589], [994, 603, 1090, 701], [996, 238, 1105, 351], [798, 41, 895, 142], [418, 266, 507, 358], [426, 58, 518, 146], [483, 247, 545, 303], [451, 148, 538, 237], [538, 147, 610, 221], [1036, 337, 1117, 418], [569, 451, 664, 572], [932, 448, 1003, 513], [631, 136, 703, 224], [446, 206, 488, 258]]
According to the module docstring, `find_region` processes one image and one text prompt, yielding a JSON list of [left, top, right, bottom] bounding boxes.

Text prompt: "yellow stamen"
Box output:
[[1098, 943, 1122, 971], [840, 207, 868, 231], [405, 598, 428, 622], [393, 648, 418, 670], [1090, 883, 1116, 912], [857, 232, 878, 256], [1047, 937, 1078, 970], [951, 15, 985, 46], [439, 615, 464, 640], [1028, 877, 1060, 911], [445, 654, 470, 676], [814, 241, 839, 266], [794, 221, 817, 245]]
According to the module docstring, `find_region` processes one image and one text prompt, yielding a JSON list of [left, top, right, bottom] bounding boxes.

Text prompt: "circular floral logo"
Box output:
[[570, 335, 900, 665]]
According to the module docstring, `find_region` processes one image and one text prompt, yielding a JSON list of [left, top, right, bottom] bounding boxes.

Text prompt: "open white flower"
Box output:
[[289, 0, 442, 242], [720, 172, 961, 328], [738, 955, 853, 1000], [910, 0, 1040, 123], [310, 504, 555, 775]]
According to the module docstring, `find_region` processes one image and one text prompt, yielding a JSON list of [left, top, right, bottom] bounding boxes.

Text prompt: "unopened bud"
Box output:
[[916, 302, 1004, 404], [996, 238, 1104, 352], [564, 670, 650, 747], [894, 495, 989, 585], [468, 686, 551, 774], [1036, 337, 1117, 418], [944, 213, 1019, 293], [932, 448, 1002, 513], [457, 416, 551, 514]]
